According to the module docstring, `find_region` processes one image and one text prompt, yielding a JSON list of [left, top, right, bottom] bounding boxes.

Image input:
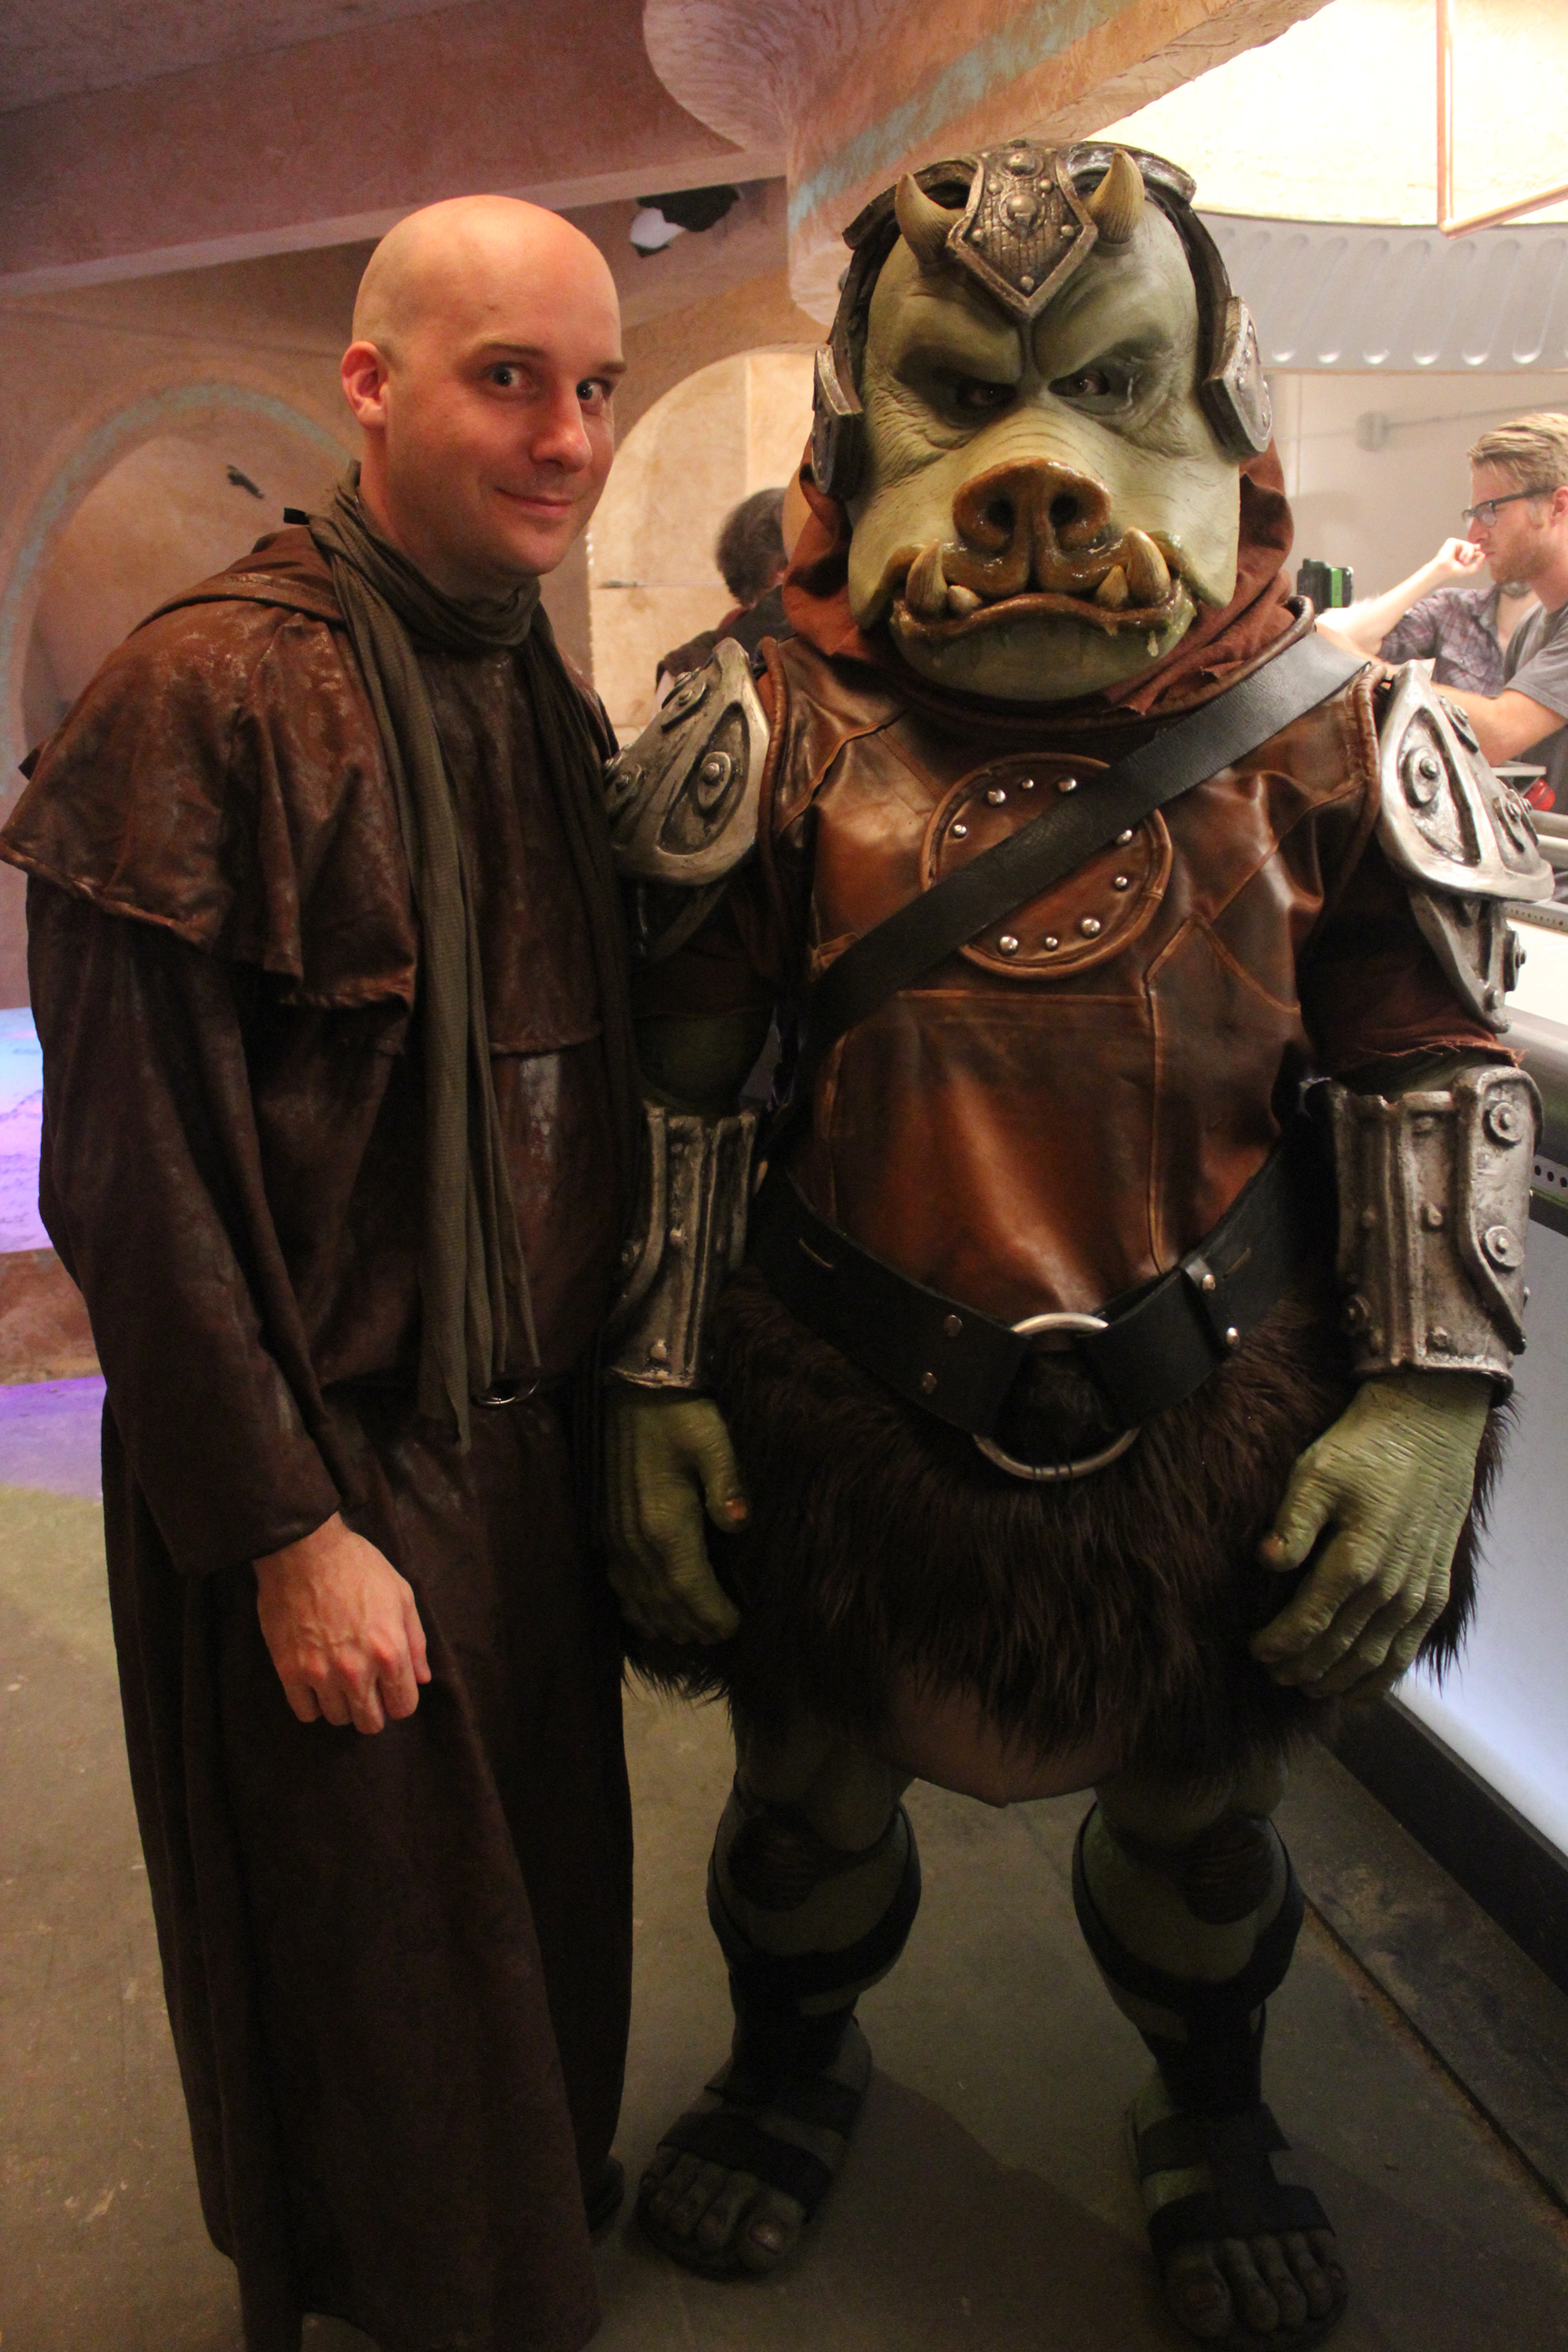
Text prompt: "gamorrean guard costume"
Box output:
[[602, 143, 1548, 2347], [1, 498, 640, 2352]]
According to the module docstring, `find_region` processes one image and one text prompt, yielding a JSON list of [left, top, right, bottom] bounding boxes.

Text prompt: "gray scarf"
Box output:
[[309, 474, 626, 1444]]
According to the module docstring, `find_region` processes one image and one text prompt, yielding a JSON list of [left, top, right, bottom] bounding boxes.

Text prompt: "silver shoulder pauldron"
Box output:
[[1375, 662, 1553, 1031], [603, 639, 770, 964]]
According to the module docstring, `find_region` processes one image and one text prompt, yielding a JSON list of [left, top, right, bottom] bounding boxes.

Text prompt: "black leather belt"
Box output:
[[748, 1122, 1332, 1479]]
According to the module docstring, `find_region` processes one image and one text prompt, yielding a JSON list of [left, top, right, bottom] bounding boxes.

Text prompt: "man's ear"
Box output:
[[341, 339, 392, 430]]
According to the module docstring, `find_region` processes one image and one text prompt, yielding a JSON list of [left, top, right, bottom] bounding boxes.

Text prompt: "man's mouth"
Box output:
[[885, 526, 1194, 643]]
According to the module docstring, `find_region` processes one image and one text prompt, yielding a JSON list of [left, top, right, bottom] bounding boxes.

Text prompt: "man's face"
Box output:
[[1465, 461, 1566, 587], [349, 224, 623, 596]]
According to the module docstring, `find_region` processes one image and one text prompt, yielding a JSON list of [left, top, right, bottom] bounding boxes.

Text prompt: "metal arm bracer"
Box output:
[[1374, 662, 1552, 1032], [1328, 1061, 1540, 1386], [603, 1103, 759, 1390]]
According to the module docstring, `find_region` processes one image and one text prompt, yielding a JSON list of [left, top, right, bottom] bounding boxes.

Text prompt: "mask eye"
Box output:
[[1049, 362, 1137, 410], [951, 378, 1015, 415]]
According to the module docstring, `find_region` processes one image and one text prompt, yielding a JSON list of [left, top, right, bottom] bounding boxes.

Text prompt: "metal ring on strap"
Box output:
[[971, 1310, 1142, 1483]]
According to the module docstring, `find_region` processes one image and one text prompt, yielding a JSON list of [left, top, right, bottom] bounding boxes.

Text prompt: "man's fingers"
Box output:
[[403, 1587, 432, 1687], [282, 1677, 322, 1725]]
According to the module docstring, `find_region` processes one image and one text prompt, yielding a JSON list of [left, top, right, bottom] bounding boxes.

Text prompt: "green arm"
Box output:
[[1251, 1051, 1504, 1700]]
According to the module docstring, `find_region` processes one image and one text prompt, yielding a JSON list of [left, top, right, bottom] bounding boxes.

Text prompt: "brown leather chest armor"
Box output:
[[753, 632, 1465, 1327]]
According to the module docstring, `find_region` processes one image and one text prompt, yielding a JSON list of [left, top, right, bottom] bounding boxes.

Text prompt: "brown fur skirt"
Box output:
[[631, 1262, 1501, 1784]]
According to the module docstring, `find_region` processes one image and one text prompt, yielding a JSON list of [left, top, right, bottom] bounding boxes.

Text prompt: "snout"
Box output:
[[897, 456, 1183, 637]]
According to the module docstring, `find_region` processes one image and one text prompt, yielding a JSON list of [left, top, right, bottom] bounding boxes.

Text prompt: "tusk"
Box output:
[[1094, 565, 1130, 610], [905, 542, 951, 617], [1123, 529, 1171, 603], [895, 174, 960, 273], [1083, 150, 1145, 246], [947, 583, 982, 616]]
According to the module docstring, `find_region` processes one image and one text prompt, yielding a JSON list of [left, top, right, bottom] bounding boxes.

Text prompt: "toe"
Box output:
[[1163, 2242, 1235, 2342], [642, 2149, 700, 2224], [666, 2158, 730, 2239], [737, 2188, 806, 2276], [692, 2169, 761, 2256], [1251, 2234, 1308, 2331], [1309, 2228, 1348, 2307], [1220, 2237, 1280, 2336], [1281, 2230, 1337, 2322]]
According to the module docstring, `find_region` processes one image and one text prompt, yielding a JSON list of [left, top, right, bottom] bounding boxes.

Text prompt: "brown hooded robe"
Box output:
[[1, 529, 636, 2352]]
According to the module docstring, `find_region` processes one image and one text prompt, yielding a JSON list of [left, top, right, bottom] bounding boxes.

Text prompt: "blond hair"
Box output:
[[1467, 413, 1568, 491]]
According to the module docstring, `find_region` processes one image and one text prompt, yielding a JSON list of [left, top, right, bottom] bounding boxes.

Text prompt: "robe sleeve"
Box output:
[[28, 879, 347, 1577]]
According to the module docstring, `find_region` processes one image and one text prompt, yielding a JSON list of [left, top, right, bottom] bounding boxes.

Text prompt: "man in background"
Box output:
[[1, 198, 640, 2352], [1322, 413, 1568, 805]]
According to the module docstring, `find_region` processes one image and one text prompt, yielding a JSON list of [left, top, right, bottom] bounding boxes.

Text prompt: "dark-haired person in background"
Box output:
[[656, 483, 795, 693]]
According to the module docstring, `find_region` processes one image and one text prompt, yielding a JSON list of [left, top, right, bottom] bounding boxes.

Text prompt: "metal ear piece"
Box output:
[[1200, 299, 1273, 458]]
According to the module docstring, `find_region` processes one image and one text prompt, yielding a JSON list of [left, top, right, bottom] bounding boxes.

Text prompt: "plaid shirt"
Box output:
[[1378, 583, 1505, 695]]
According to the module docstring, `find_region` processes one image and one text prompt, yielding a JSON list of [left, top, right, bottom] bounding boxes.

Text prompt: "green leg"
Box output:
[[1075, 1759, 1348, 2347]]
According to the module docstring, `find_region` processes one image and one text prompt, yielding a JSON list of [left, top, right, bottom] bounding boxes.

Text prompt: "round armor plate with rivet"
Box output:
[[1485, 1100, 1524, 1145], [924, 751, 1171, 979], [1483, 1223, 1522, 1269]]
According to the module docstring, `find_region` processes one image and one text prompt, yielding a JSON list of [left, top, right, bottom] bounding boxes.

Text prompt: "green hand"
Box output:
[[603, 1387, 748, 1644], [1250, 1369, 1491, 1700]]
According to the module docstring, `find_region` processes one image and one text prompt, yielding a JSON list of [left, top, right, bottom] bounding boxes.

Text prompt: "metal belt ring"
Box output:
[[971, 1309, 1141, 1483]]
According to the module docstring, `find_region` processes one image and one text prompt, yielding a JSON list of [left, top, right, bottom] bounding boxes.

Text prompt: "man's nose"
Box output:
[[529, 383, 593, 471]]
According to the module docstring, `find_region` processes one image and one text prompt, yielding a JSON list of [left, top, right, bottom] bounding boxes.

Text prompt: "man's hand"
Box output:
[[1425, 534, 1488, 589], [255, 1513, 431, 1733], [603, 1388, 748, 1644], [1250, 1370, 1491, 1701]]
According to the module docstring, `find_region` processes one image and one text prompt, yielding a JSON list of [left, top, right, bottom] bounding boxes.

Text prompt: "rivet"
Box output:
[[1524, 1285, 1532, 1306], [1200, 1271, 1217, 1293], [1224, 1327, 1240, 1348], [1058, 775, 1079, 794], [952, 821, 968, 838], [998, 934, 1021, 955], [1044, 935, 1060, 950], [919, 1369, 938, 1395], [1018, 273, 1035, 291], [668, 1225, 686, 1250], [943, 1313, 964, 1338], [649, 1340, 670, 1364], [986, 787, 1006, 804], [1080, 916, 1102, 937], [1112, 874, 1132, 890], [1359, 1207, 1377, 1230], [1416, 751, 1441, 780], [1116, 828, 1133, 845], [1422, 1203, 1444, 1230], [1428, 1326, 1452, 1350], [1018, 776, 1036, 791]]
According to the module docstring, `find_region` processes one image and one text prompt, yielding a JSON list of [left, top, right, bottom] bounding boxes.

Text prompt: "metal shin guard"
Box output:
[[707, 1808, 922, 2079], [1072, 1812, 1306, 2115]]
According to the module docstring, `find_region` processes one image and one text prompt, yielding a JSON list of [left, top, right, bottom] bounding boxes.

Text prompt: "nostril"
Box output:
[[1049, 493, 1081, 533], [984, 498, 1014, 536]]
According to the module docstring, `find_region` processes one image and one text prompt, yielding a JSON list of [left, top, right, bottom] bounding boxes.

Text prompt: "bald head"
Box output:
[[339, 194, 623, 596], [353, 195, 616, 361]]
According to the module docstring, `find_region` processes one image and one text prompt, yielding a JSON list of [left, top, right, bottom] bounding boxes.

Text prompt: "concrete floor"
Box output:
[[5, 1380, 1568, 2351]]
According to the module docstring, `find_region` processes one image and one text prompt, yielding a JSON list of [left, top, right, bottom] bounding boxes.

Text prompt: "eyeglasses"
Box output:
[[1461, 489, 1550, 528]]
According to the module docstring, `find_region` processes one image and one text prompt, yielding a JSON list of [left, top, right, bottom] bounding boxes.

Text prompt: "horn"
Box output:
[[895, 173, 959, 272], [1083, 149, 1145, 245]]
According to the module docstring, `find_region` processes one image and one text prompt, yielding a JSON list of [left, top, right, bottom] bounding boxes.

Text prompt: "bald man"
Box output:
[[2, 199, 640, 2352]]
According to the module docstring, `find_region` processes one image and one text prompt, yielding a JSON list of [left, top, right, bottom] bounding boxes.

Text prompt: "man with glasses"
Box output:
[[1328, 415, 1568, 805]]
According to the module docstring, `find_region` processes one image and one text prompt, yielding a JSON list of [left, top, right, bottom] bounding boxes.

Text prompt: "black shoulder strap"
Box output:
[[790, 631, 1364, 1100]]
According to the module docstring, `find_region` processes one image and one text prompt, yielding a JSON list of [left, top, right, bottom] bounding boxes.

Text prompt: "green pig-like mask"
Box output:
[[816, 142, 1272, 703]]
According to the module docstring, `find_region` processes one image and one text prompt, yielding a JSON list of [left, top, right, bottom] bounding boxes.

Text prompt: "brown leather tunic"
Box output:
[[747, 624, 1499, 1324]]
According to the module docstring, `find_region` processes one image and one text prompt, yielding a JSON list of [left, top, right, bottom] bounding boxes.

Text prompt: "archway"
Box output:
[[588, 348, 815, 740]]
